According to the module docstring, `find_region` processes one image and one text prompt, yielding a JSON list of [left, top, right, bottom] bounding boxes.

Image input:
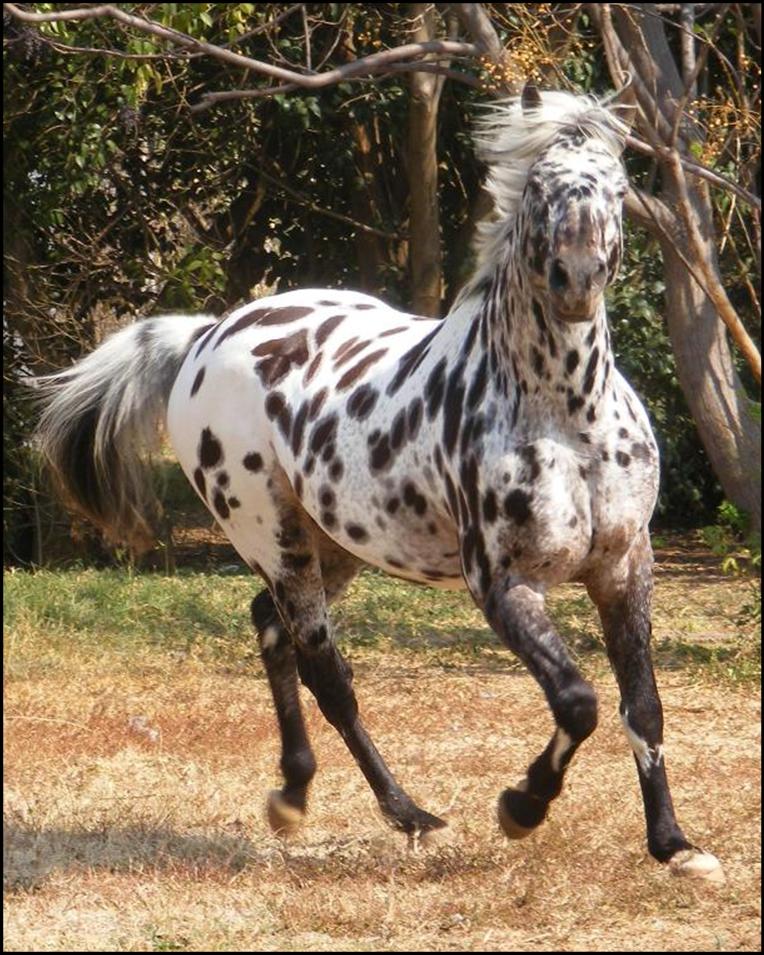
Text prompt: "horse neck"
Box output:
[[477, 229, 614, 432]]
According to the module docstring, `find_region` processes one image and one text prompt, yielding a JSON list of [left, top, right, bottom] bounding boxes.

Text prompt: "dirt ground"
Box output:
[[3, 537, 761, 952]]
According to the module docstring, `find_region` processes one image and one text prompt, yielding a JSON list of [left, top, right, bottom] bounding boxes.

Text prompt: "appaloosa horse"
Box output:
[[34, 85, 722, 880]]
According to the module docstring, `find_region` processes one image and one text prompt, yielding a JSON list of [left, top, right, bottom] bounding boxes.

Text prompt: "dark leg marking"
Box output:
[[587, 538, 696, 864], [190, 367, 206, 398], [483, 581, 598, 838], [251, 590, 317, 823]]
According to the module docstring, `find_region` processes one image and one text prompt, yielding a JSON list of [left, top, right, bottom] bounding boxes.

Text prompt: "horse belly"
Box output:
[[296, 440, 465, 588]]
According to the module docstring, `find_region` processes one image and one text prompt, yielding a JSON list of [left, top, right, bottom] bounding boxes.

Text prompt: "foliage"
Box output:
[[607, 224, 724, 525], [3, 325, 39, 564], [701, 501, 761, 627]]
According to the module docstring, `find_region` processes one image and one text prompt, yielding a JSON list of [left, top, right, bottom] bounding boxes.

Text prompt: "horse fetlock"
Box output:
[[251, 590, 279, 631], [555, 681, 598, 742], [280, 747, 317, 790]]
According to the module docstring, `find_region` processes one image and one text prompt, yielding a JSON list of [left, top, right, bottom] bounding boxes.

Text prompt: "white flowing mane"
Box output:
[[458, 90, 630, 303]]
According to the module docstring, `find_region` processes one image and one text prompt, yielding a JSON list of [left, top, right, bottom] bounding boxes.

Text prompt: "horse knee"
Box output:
[[555, 680, 598, 742]]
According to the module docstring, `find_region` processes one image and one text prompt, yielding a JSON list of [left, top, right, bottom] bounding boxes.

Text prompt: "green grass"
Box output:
[[3, 565, 759, 684]]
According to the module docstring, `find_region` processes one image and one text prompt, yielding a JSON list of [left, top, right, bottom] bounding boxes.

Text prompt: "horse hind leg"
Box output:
[[254, 535, 362, 834], [265, 506, 447, 841], [482, 581, 598, 839], [251, 589, 317, 834]]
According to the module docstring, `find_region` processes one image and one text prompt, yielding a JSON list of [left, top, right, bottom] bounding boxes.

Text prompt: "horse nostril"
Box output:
[[550, 259, 568, 293]]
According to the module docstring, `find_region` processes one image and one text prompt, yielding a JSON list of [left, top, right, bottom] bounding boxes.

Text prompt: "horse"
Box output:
[[33, 85, 722, 881]]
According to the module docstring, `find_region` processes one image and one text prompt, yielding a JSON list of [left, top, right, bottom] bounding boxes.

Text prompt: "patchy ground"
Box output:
[[3, 536, 761, 952]]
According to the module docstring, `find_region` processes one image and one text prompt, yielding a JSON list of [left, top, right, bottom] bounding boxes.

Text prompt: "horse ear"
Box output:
[[607, 75, 638, 133], [521, 83, 543, 113], [613, 101, 637, 133]]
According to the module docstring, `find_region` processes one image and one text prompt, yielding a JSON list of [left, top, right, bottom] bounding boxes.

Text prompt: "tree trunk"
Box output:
[[350, 118, 387, 293], [407, 3, 444, 316], [603, 3, 762, 533], [659, 193, 762, 533]]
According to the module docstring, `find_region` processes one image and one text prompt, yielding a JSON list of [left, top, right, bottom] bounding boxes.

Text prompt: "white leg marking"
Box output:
[[550, 729, 573, 773], [260, 625, 281, 650], [620, 708, 663, 773]]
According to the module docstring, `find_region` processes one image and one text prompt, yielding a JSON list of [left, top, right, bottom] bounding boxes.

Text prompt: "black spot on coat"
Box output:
[[504, 489, 532, 525], [199, 428, 223, 469], [190, 367, 206, 397]]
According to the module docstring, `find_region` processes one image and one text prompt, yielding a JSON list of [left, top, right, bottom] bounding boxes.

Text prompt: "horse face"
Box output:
[[524, 147, 627, 324]]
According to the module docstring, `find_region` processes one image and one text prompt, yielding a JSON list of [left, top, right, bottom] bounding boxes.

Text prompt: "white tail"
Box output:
[[33, 314, 216, 549]]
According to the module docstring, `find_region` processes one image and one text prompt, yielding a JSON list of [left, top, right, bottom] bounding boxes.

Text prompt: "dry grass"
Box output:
[[3, 548, 761, 952]]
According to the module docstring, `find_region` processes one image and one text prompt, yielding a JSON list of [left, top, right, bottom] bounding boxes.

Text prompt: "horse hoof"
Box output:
[[669, 848, 725, 884], [497, 784, 547, 840], [266, 789, 305, 835], [417, 820, 453, 848]]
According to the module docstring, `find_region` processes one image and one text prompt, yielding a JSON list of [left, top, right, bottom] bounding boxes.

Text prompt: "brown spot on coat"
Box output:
[[193, 467, 206, 499], [244, 452, 263, 472], [347, 384, 378, 421], [213, 489, 230, 520], [337, 349, 387, 390], [309, 387, 328, 421], [215, 305, 313, 350], [387, 327, 439, 396], [253, 329, 310, 386], [315, 314, 344, 347], [303, 352, 322, 385]]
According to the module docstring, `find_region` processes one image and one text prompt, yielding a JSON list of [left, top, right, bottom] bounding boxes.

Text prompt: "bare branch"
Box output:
[[302, 3, 311, 73], [35, 35, 201, 62], [589, 4, 674, 147], [190, 60, 482, 110], [625, 134, 761, 209], [665, 149, 761, 383], [219, 3, 305, 49], [4, 3, 476, 97], [448, 2, 521, 93], [669, 3, 731, 146]]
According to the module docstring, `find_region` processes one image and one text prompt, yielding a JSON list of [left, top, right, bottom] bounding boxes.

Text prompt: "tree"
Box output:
[[590, 2, 761, 533]]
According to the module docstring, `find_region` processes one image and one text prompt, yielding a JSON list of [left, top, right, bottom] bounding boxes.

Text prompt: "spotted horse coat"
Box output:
[[34, 86, 722, 881]]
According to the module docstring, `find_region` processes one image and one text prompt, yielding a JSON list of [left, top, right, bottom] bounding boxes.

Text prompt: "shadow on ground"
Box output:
[[3, 819, 498, 893]]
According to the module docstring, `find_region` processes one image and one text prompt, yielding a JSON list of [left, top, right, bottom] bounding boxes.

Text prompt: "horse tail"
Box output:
[[33, 314, 216, 550]]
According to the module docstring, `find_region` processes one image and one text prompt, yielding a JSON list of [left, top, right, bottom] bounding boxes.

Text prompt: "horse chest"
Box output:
[[477, 417, 659, 585]]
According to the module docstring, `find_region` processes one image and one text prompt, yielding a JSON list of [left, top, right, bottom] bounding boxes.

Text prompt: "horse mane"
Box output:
[[456, 90, 630, 306]]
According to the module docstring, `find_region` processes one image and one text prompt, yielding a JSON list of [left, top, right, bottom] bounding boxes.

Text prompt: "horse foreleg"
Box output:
[[586, 531, 724, 881], [483, 580, 599, 838]]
